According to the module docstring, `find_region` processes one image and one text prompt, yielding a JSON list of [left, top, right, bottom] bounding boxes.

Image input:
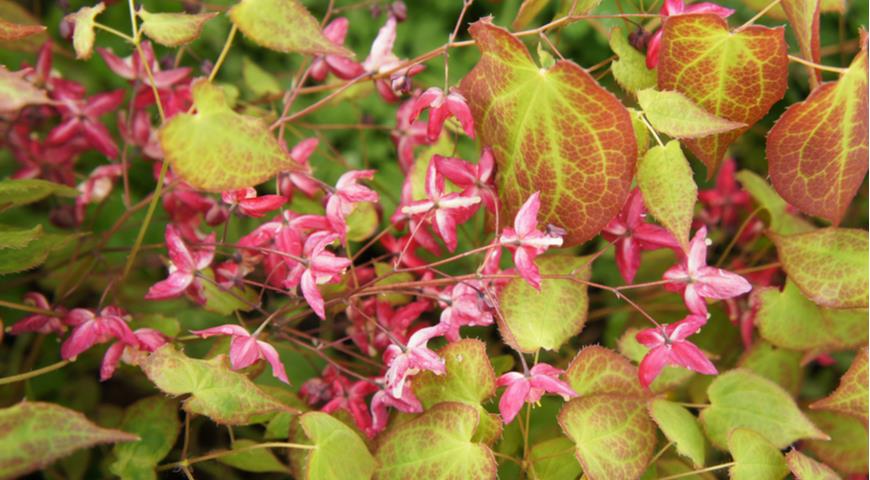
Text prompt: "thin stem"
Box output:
[[93, 22, 135, 43], [648, 441, 674, 467], [735, 0, 782, 32], [787, 54, 849, 74], [444, 0, 474, 90], [157, 442, 316, 471], [716, 207, 763, 267], [677, 402, 710, 408], [127, 0, 139, 40], [209, 24, 238, 82], [0, 299, 59, 316], [117, 159, 170, 290], [640, 113, 665, 147], [659, 462, 735, 480], [492, 451, 523, 466], [0, 360, 70, 385]]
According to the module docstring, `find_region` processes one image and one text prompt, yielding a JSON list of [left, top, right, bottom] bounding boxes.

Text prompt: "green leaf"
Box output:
[[140, 345, 294, 425], [109, 396, 180, 480], [657, 15, 788, 174], [229, 0, 352, 56], [217, 439, 289, 473], [735, 170, 814, 235], [374, 402, 496, 480], [767, 46, 868, 224], [513, 0, 550, 30], [0, 16, 45, 40], [64, 2, 104, 59], [0, 66, 51, 113], [565, 345, 646, 397], [0, 224, 41, 249], [528, 437, 582, 480], [637, 140, 697, 250], [138, 8, 217, 47], [243, 56, 283, 99], [649, 399, 706, 467], [637, 89, 745, 139], [346, 202, 379, 242], [0, 230, 77, 275], [786, 449, 842, 480], [290, 411, 375, 480], [770, 228, 868, 308], [0, 178, 78, 211], [737, 340, 804, 396], [200, 269, 258, 315], [630, 108, 652, 157], [498, 255, 590, 352], [610, 27, 657, 95], [811, 347, 868, 424], [803, 410, 868, 476], [756, 281, 868, 354], [728, 428, 789, 480], [0, 401, 137, 478], [700, 369, 828, 449], [460, 20, 637, 246], [372, 262, 415, 305], [159, 78, 299, 192], [558, 394, 656, 480]]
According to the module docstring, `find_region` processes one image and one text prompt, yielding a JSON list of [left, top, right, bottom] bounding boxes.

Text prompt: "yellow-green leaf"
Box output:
[[649, 399, 706, 467], [565, 345, 647, 397], [786, 449, 843, 480], [159, 78, 299, 191], [637, 140, 697, 250], [242, 56, 282, 99], [528, 437, 582, 480], [737, 340, 804, 396], [138, 8, 217, 47], [728, 428, 789, 480], [803, 410, 868, 475], [0, 66, 51, 113], [0, 224, 42, 250], [229, 0, 352, 56], [810, 347, 868, 424], [217, 439, 289, 473], [64, 2, 105, 59], [109, 396, 180, 480], [290, 411, 375, 480], [610, 27, 657, 95], [637, 89, 745, 139]]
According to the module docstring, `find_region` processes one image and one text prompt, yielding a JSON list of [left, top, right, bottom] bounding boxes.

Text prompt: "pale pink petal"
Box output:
[[326, 55, 364, 79], [661, 0, 685, 15], [683, 284, 709, 316], [499, 378, 531, 423], [514, 192, 541, 237], [426, 105, 451, 141], [191, 324, 251, 338], [636, 327, 666, 348], [529, 375, 577, 400], [144, 271, 194, 300], [257, 340, 290, 384], [409, 87, 442, 124], [694, 267, 753, 299], [445, 92, 475, 138], [164, 225, 195, 272], [513, 246, 542, 290], [434, 209, 458, 252], [238, 194, 285, 217], [686, 227, 709, 273], [229, 335, 261, 370], [434, 155, 475, 186], [616, 236, 642, 284], [670, 342, 718, 375], [301, 270, 326, 319], [682, 2, 735, 17]]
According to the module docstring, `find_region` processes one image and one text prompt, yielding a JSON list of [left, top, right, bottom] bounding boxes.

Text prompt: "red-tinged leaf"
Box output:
[[374, 402, 497, 480], [0, 16, 44, 40], [769, 228, 869, 309], [766, 46, 868, 224], [781, 0, 821, 76], [564, 345, 647, 398], [159, 78, 299, 191], [513, 0, 550, 30], [229, 0, 353, 57], [657, 14, 789, 175], [803, 410, 869, 475], [811, 347, 868, 424], [558, 394, 656, 480], [0, 67, 51, 113], [460, 20, 637, 246], [0, 0, 49, 52], [735, 170, 815, 235], [786, 449, 843, 480], [0, 401, 138, 478]]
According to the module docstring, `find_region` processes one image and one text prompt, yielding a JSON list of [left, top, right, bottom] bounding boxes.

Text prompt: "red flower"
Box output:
[[433, 148, 496, 212], [61, 307, 137, 360], [48, 89, 126, 158], [636, 315, 717, 388], [496, 363, 577, 423], [222, 188, 286, 218], [145, 225, 215, 304], [499, 192, 564, 289], [191, 324, 289, 384], [310, 18, 364, 82], [409, 87, 475, 140]]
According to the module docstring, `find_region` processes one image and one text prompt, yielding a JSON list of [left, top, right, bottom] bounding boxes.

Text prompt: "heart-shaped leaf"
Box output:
[[460, 20, 637, 246], [728, 428, 789, 480], [649, 399, 706, 467], [803, 410, 868, 475], [528, 437, 583, 480], [138, 8, 217, 47], [769, 228, 869, 309], [0, 67, 51, 113], [737, 340, 804, 396], [811, 347, 868, 424], [0, 401, 137, 478], [229, 0, 352, 56], [140, 345, 294, 425], [290, 411, 375, 480], [64, 2, 105, 59], [218, 439, 289, 473], [498, 255, 590, 352], [700, 369, 828, 449], [159, 78, 299, 191], [109, 396, 180, 479], [637, 89, 745, 139], [558, 394, 656, 480], [786, 449, 842, 480], [658, 14, 788, 175], [637, 140, 697, 249], [565, 345, 646, 397], [374, 402, 496, 480], [766, 46, 868, 224]]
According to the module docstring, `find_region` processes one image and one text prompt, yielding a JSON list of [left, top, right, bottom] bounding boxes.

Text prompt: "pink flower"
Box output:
[[392, 99, 434, 172], [370, 382, 423, 436], [663, 227, 752, 316], [320, 374, 379, 435], [191, 324, 289, 384], [60, 307, 137, 360], [401, 163, 481, 252], [499, 192, 564, 289], [100, 328, 168, 381], [496, 363, 577, 424], [8, 292, 67, 335], [698, 158, 751, 227], [383, 325, 445, 397], [48, 89, 126, 158], [636, 315, 717, 388], [145, 225, 215, 304], [280, 138, 321, 198], [409, 87, 475, 140], [363, 15, 423, 102], [602, 188, 680, 283], [646, 0, 734, 69], [289, 231, 352, 319], [222, 188, 285, 218], [75, 164, 125, 222], [437, 281, 495, 341], [434, 148, 496, 212], [310, 18, 364, 82], [325, 170, 379, 237]]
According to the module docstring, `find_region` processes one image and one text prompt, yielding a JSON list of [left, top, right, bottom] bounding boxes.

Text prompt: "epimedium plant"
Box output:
[[0, 0, 867, 478]]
